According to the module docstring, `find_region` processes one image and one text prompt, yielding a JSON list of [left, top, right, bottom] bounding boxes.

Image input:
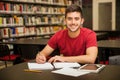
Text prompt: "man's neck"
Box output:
[[68, 29, 80, 38]]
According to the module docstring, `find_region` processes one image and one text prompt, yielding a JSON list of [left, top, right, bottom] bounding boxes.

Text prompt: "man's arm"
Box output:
[[36, 44, 54, 63], [70, 46, 98, 64], [48, 46, 98, 64]]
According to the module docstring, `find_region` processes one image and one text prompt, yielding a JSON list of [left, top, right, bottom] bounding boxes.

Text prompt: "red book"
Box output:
[[0, 2, 5, 11], [5, 3, 10, 11]]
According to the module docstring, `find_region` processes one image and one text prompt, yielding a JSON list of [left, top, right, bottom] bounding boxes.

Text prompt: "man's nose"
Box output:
[[72, 19, 75, 24]]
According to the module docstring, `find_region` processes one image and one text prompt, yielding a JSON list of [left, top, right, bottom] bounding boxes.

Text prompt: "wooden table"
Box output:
[[0, 62, 120, 80], [97, 40, 120, 64], [0, 38, 49, 45], [0, 38, 49, 59], [98, 40, 120, 49]]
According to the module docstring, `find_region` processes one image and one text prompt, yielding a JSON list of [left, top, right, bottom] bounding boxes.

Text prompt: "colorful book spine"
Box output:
[[0, 28, 9, 38], [0, 2, 5, 11]]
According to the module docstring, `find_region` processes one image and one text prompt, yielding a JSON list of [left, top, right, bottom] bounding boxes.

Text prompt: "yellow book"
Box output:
[[0, 17, 2, 25]]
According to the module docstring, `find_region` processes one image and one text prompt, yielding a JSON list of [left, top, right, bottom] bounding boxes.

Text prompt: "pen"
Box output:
[[24, 69, 42, 73]]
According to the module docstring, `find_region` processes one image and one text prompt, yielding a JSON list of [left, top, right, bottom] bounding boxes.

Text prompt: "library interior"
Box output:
[[0, 0, 120, 80]]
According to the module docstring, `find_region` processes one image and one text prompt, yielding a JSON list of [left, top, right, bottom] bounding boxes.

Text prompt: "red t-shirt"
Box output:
[[48, 28, 97, 56]]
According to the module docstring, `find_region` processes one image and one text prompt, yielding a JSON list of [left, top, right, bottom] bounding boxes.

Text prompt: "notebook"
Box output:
[[52, 67, 90, 77], [28, 62, 54, 70], [27, 62, 81, 70]]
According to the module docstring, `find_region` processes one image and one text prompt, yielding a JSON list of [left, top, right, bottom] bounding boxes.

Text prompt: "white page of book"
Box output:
[[27, 62, 54, 70], [52, 67, 90, 77], [53, 62, 81, 68]]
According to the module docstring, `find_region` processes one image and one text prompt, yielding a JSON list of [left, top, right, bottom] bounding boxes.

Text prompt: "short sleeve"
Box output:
[[48, 33, 58, 49], [86, 31, 97, 48]]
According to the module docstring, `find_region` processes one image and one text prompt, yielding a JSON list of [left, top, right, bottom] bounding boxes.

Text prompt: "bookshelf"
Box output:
[[0, 0, 72, 42]]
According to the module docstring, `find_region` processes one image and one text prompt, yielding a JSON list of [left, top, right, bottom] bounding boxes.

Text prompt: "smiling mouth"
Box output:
[[70, 25, 77, 28]]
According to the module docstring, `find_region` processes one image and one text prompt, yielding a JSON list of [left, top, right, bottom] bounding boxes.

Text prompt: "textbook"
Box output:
[[52, 67, 90, 77], [53, 62, 81, 69], [78, 64, 106, 73], [28, 62, 54, 70], [27, 62, 81, 70]]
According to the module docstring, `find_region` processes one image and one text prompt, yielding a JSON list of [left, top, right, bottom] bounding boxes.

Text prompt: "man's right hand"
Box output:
[[36, 53, 46, 64]]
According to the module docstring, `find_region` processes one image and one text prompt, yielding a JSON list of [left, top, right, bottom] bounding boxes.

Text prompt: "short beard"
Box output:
[[67, 25, 80, 32]]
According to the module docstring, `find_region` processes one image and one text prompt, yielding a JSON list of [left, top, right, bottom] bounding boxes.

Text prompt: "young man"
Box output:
[[36, 4, 98, 64]]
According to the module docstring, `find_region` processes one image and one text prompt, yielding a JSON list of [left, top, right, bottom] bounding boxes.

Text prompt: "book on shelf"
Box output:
[[3, 18, 7, 26], [9, 27, 34, 37], [15, 27, 25, 36], [24, 27, 30, 36], [52, 26, 62, 33], [36, 27, 40, 35], [0, 0, 69, 40], [9, 27, 36, 36], [0, 0, 70, 13], [0, 16, 24, 26], [63, 0, 72, 5], [24, 16, 36, 25], [60, 7, 65, 14], [0, 17, 2, 26], [31, 17, 36, 25], [0, 2, 36, 13], [28, 27, 36, 35], [0, 2, 4, 11], [35, 17, 41, 25], [20, 0, 34, 2], [36, 26, 62, 35], [0, 28, 9, 38], [41, 17, 48, 24], [5, 3, 10, 11], [39, 27, 50, 35], [9, 27, 16, 37]]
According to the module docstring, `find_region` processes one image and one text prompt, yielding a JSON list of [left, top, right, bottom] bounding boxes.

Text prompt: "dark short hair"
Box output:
[[65, 4, 83, 18]]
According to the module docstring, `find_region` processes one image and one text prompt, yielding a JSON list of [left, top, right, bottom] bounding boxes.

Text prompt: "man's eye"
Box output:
[[67, 18, 72, 20], [75, 18, 79, 20]]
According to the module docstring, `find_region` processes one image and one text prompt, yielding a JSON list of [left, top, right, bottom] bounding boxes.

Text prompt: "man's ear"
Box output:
[[64, 19, 66, 25], [81, 18, 84, 25]]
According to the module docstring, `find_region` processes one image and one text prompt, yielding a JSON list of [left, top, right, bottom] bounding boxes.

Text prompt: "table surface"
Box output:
[[98, 40, 120, 49], [0, 38, 49, 45], [0, 62, 120, 80]]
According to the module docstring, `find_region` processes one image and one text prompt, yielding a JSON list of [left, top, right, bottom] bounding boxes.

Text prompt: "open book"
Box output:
[[78, 64, 106, 73], [28, 62, 81, 70], [52, 67, 90, 77], [51, 64, 106, 77]]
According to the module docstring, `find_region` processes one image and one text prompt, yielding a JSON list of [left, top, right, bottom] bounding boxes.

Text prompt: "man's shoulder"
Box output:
[[81, 27, 95, 34]]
